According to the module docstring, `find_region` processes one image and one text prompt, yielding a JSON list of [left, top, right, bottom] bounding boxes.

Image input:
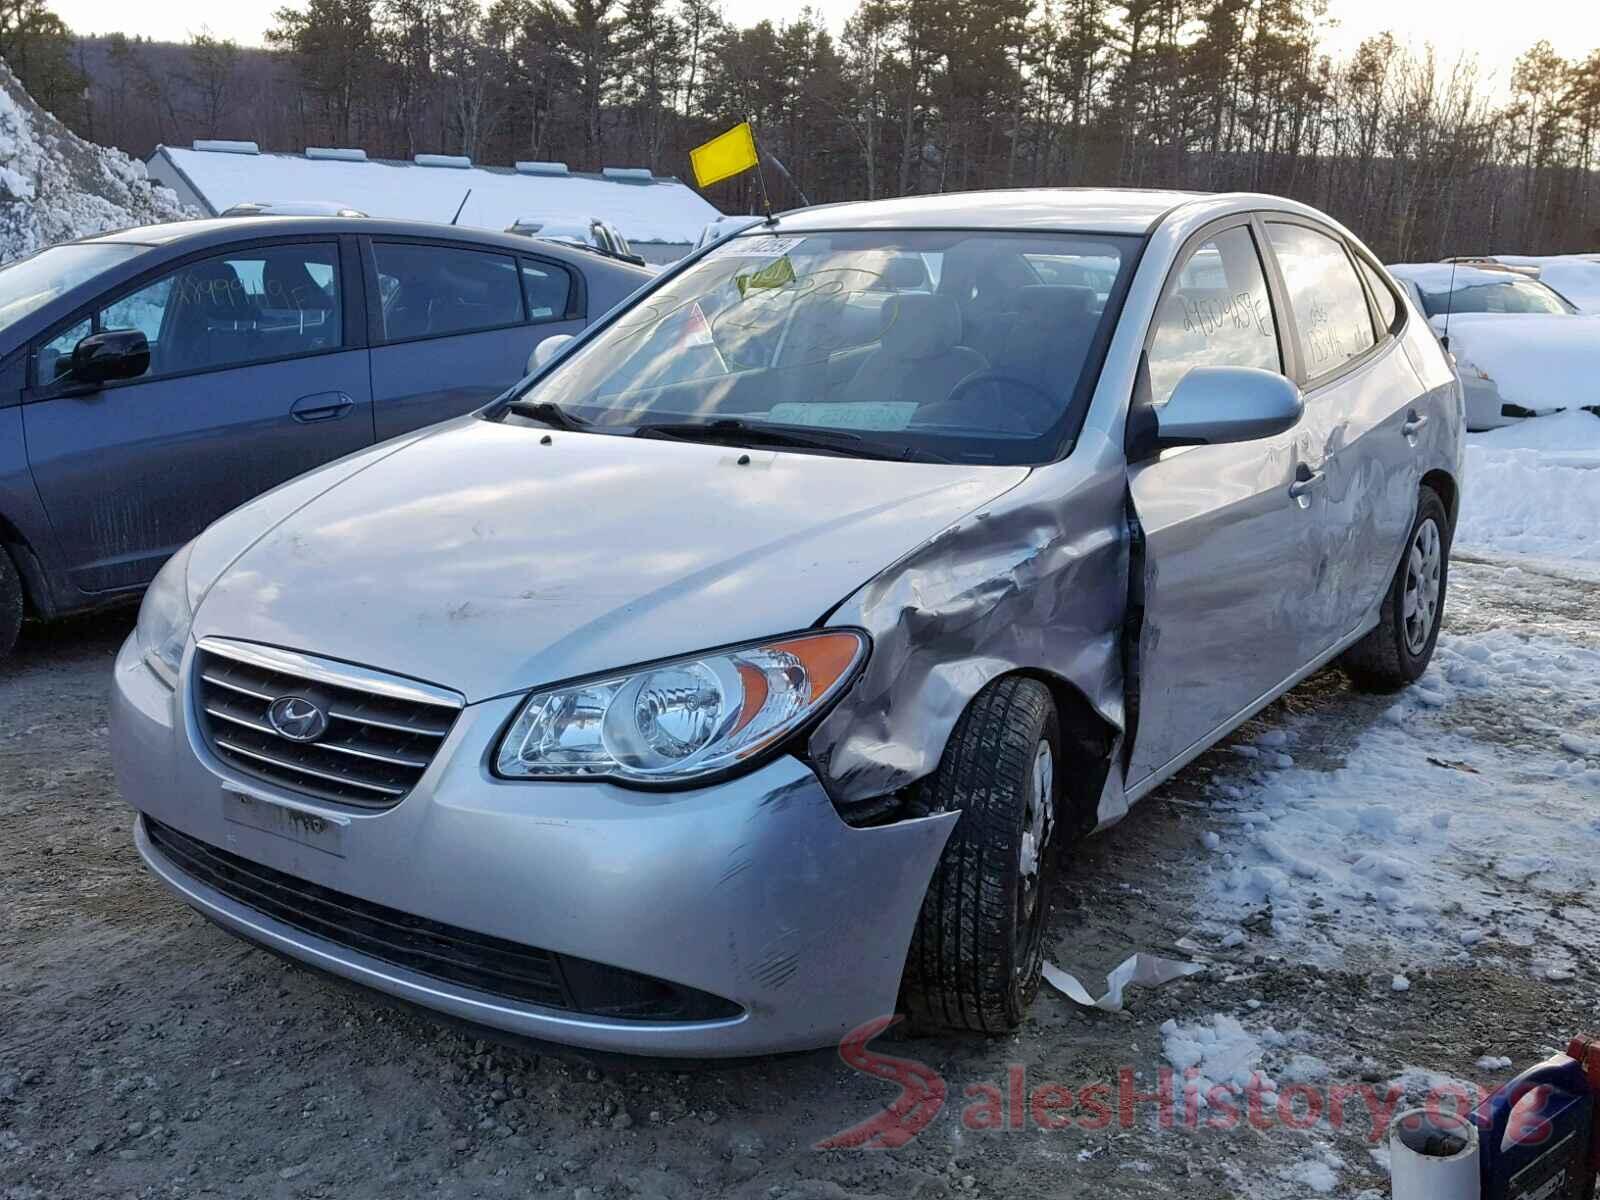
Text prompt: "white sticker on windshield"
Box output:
[[712, 234, 806, 258]]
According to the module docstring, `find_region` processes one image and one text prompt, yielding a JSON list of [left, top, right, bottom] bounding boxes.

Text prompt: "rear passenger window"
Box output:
[[1358, 258, 1398, 333], [373, 242, 524, 341], [1147, 225, 1281, 407], [521, 261, 572, 322], [1265, 223, 1377, 378]]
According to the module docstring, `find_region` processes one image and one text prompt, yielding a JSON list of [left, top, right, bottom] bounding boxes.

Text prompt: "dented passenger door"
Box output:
[[1125, 218, 1328, 789]]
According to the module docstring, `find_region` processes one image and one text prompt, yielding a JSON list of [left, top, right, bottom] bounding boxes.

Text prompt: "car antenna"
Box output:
[[1440, 257, 1458, 353], [450, 188, 472, 226]]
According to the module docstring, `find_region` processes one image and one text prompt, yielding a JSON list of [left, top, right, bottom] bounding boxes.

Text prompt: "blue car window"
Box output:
[[521, 261, 572, 322], [85, 243, 342, 382], [373, 242, 524, 341], [38, 317, 91, 384]]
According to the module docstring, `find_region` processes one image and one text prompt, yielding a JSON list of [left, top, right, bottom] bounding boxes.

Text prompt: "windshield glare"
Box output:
[[0, 243, 148, 330], [518, 229, 1141, 465], [1420, 277, 1576, 317]]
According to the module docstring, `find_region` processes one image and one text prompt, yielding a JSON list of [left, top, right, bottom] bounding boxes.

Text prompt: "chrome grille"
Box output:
[[193, 640, 462, 809]]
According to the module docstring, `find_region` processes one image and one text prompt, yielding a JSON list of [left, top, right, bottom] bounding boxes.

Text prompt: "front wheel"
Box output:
[[901, 676, 1061, 1034], [1341, 486, 1451, 691]]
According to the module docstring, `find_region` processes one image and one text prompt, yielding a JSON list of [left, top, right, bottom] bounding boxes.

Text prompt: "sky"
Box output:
[[50, 0, 1600, 90]]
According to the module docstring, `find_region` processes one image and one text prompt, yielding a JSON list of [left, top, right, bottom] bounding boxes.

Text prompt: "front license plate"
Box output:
[[222, 787, 347, 857]]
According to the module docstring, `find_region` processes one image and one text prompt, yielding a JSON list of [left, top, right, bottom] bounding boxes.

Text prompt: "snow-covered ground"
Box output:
[[0, 60, 192, 263], [1131, 409, 1600, 1197]]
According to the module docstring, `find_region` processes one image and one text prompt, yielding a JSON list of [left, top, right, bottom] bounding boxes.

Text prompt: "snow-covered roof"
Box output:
[[146, 145, 721, 247]]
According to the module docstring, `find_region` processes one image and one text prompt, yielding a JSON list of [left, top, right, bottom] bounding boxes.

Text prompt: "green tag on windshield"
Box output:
[[734, 255, 796, 297]]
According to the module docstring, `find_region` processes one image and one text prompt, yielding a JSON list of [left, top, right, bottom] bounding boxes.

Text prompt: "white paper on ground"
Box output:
[[1042, 954, 1205, 1012]]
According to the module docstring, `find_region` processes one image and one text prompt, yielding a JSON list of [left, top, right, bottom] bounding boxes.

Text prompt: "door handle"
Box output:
[[1288, 469, 1325, 500], [291, 391, 355, 423], [1402, 412, 1429, 437]]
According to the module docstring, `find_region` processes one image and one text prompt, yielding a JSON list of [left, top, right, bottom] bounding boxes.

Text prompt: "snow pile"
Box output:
[[1161, 1013, 1276, 1107], [1195, 629, 1600, 971], [1456, 410, 1600, 572], [0, 59, 192, 263]]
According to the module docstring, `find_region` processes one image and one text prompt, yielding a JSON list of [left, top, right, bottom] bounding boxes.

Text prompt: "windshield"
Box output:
[[513, 229, 1142, 465], [0, 243, 149, 330], [1419, 277, 1577, 317]]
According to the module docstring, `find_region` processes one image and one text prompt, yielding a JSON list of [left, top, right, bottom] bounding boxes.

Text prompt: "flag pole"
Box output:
[[748, 113, 776, 224]]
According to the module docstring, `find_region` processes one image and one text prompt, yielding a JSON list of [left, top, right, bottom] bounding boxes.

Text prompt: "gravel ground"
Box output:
[[2, 557, 1597, 1200]]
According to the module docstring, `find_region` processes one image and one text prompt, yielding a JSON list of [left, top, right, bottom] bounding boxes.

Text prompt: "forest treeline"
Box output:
[[3, 0, 1600, 259]]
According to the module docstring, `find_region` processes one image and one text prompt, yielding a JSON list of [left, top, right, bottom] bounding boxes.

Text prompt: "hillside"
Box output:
[[0, 57, 193, 263]]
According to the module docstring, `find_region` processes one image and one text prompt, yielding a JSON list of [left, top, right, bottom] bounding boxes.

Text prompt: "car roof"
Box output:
[[769, 188, 1205, 235], [77, 216, 653, 277]]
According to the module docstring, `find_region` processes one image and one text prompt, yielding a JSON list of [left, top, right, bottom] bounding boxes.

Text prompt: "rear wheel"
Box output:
[[0, 548, 22, 663], [902, 676, 1060, 1034], [1341, 486, 1450, 691]]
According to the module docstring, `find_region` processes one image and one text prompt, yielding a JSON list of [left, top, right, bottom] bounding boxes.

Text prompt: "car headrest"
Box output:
[[180, 259, 250, 315], [880, 292, 962, 360], [1015, 285, 1096, 322], [263, 256, 331, 310], [880, 256, 929, 290]]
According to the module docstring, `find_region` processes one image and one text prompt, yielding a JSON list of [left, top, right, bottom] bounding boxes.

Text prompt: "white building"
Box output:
[[146, 141, 722, 264]]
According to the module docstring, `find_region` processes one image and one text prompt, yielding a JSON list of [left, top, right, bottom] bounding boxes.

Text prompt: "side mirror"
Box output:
[[529, 333, 574, 374], [70, 329, 150, 385], [1132, 366, 1303, 458]]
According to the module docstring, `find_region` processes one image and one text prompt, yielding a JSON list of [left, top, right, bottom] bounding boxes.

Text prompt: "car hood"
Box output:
[[1433, 313, 1600, 410], [191, 417, 1031, 701]]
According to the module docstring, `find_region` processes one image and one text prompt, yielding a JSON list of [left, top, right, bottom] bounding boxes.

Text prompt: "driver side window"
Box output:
[[1147, 225, 1281, 407], [38, 318, 90, 384]]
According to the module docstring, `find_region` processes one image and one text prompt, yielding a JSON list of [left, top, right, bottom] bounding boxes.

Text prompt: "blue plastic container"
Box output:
[[1474, 1039, 1597, 1200]]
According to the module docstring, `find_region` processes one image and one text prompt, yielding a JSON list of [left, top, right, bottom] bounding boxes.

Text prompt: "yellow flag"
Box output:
[[690, 122, 759, 189]]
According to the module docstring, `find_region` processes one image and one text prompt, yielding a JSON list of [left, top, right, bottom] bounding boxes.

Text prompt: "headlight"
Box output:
[[135, 541, 196, 687], [495, 630, 867, 785]]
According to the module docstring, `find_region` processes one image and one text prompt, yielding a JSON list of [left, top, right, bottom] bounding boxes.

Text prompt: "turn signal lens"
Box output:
[[495, 631, 868, 784]]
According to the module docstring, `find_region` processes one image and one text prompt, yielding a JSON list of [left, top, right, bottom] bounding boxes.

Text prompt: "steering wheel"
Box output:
[[917, 370, 1060, 435]]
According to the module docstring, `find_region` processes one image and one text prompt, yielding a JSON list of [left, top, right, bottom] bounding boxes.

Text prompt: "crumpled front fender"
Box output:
[[809, 434, 1131, 810]]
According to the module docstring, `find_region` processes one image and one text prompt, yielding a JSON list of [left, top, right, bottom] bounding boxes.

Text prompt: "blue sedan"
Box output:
[[0, 217, 652, 659]]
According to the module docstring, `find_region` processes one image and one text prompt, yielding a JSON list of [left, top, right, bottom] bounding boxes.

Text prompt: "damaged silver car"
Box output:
[[111, 189, 1463, 1056]]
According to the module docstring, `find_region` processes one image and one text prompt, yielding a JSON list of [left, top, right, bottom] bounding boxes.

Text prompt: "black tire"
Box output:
[[902, 676, 1061, 1034], [1341, 486, 1450, 692], [0, 547, 21, 663]]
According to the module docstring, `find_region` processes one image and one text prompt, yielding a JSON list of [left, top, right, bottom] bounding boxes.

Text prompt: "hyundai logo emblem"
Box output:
[[266, 695, 329, 743]]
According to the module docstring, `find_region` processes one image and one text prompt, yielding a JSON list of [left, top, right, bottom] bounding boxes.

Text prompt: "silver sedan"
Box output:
[[111, 189, 1462, 1056]]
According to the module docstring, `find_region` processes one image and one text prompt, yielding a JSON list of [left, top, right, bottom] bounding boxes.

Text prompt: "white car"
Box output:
[[1388, 262, 1600, 430]]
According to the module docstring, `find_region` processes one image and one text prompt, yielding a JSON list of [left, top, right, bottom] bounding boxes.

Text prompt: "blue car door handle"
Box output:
[[291, 391, 356, 423]]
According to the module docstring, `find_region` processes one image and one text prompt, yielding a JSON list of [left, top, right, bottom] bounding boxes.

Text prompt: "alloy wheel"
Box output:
[[1403, 517, 1443, 655]]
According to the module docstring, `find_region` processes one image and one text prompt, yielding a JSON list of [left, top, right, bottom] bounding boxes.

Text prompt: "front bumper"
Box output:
[[111, 633, 958, 1056]]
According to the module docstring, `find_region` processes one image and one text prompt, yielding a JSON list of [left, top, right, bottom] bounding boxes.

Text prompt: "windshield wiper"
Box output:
[[634, 418, 949, 462], [503, 399, 591, 431]]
